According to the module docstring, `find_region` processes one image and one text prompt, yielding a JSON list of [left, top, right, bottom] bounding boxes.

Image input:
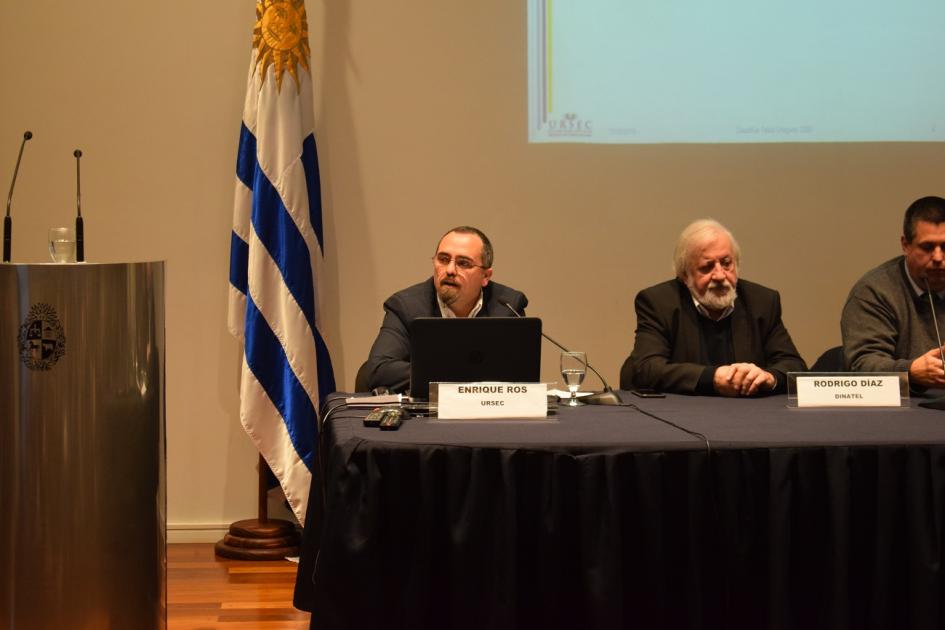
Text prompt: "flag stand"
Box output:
[[214, 454, 300, 560]]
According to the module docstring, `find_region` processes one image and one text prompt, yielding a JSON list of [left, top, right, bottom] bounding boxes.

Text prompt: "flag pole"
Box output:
[[214, 455, 300, 560], [258, 453, 268, 523]]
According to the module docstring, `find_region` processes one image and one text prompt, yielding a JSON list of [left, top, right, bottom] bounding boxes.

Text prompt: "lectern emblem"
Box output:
[[18, 303, 66, 371]]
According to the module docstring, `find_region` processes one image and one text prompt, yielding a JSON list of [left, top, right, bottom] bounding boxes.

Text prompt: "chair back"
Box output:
[[811, 345, 845, 372]]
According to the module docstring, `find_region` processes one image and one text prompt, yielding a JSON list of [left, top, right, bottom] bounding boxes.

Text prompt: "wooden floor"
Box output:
[[168, 543, 310, 629]]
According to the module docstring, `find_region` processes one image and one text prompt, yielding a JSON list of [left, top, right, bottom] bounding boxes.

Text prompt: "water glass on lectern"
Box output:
[[48, 227, 76, 263]]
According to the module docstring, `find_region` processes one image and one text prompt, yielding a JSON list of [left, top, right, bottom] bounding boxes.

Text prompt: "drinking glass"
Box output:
[[48, 227, 76, 263], [560, 351, 587, 407]]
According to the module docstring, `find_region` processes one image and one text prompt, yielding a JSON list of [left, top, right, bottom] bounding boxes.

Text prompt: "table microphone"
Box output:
[[919, 276, 945, 410], [74, 149, 84, 262], [504, 302, 622, 405], [4, 130, 32, 263]]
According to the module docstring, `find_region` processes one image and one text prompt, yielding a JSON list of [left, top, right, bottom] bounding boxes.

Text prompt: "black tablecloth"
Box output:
[[294, 393, 945, 630]]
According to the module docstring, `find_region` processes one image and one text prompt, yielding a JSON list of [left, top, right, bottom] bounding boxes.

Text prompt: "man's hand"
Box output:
[[909, 347, 945, 388], [714, 363, 776, 397]]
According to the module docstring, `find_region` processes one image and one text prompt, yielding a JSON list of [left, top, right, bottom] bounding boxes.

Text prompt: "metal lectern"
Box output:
[[0, 262, 166, 629]]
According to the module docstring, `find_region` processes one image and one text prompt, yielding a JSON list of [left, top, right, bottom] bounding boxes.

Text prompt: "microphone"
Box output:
[[4, 130, 32, 263], [74, 149, 84, 262], [918, 276, 945, 410], [504, 302, 622, 405]]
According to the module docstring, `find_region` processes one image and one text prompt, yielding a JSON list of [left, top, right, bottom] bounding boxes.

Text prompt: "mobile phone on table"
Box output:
[[363, 407, 385, 427], [631, 389, 665, 398], [379, 408, 405, 431]]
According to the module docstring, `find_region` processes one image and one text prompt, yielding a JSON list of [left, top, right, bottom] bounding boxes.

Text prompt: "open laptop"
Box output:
[[408, 317, 542, 399]]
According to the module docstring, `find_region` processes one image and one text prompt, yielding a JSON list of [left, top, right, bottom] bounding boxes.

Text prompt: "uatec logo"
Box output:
[[546, 112, 592, 137]]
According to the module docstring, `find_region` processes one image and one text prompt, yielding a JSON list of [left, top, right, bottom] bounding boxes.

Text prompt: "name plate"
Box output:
[[435, 382, 547, 420], [795, 375, 902, 407]]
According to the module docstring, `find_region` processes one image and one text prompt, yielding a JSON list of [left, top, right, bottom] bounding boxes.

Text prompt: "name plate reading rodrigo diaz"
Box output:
[[436, 382, 547, 420], [795, 375, 901, 408]]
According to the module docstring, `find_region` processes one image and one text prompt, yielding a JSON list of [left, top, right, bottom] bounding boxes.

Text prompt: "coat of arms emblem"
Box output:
[[18, 303, 66, 371]]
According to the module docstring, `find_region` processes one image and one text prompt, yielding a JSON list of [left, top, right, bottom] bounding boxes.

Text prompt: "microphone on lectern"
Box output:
[[74, 149, 85, 262], [918, 276, 945, 410], [3, 130, 33, 263], [504, 302, 622, 405]]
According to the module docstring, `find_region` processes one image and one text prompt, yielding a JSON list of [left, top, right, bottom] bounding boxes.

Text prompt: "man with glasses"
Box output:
[[363, 226, 528, 393], [623, 219, 805, 396]]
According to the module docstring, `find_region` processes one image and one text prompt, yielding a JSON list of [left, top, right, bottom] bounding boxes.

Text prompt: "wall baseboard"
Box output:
[[167, 498, 300, 544], [167, 523, 230, 544]]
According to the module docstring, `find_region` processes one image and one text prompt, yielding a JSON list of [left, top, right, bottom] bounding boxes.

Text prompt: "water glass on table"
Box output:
[[560, 351, 587, 407]]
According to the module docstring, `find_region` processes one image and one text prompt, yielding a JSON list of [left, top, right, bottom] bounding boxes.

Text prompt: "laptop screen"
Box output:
[[408, 317, 542, 399]]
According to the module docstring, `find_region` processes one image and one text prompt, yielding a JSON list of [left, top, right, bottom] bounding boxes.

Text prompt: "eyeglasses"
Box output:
[[433, 253, 486, 271]]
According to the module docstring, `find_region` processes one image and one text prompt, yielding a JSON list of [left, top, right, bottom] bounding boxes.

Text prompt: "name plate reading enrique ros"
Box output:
[[435, 383, 548, 420], [795, 375, 902, 408]]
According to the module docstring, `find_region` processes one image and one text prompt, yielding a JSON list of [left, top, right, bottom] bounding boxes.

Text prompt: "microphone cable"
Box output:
[[626, 401, 712, 457], [503, 302, 621, 404], [319, 397, 352, 429]]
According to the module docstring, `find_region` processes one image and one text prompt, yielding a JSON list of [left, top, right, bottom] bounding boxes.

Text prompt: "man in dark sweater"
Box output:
[[363, 226, 528, 394], [841, 196, 945, 389], [625, 219, 806, 396]]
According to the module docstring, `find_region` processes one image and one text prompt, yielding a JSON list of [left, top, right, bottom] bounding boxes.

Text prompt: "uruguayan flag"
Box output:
[[228, 0, 335, 526]]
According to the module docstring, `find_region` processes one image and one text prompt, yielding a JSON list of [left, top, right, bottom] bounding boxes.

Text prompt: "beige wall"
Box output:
[[2, 1, 942, 539]]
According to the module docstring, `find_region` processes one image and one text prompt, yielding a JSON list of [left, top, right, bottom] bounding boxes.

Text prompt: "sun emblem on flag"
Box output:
[[253, 0, 311, 93]]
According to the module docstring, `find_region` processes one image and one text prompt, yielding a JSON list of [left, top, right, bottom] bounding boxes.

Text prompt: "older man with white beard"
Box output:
[[623, 219, 806, 396]]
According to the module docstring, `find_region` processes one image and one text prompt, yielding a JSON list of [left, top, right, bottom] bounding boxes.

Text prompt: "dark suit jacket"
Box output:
[[625, 278, 806, 395], [364, 278, 528, 393]]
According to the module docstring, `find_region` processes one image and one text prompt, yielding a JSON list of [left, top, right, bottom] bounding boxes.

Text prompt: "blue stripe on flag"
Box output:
[[301, 134, 325, 253], [244, 294, 317, 470], [250, 169, 318, 335], [229, 231, 249, 295], [236, 123, 257, 190]]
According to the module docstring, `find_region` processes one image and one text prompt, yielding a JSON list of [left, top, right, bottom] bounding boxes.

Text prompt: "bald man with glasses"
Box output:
[[362, 226, 528, 394]]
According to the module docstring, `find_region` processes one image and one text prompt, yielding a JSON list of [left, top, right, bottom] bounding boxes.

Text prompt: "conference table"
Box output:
[[293, 393, 945, 630]]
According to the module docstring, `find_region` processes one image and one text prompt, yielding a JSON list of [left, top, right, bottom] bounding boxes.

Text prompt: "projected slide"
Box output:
[[528, 0, 945, 143]]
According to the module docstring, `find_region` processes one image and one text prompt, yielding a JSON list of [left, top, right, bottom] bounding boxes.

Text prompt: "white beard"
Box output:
[[688, 277, 737, 313]]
